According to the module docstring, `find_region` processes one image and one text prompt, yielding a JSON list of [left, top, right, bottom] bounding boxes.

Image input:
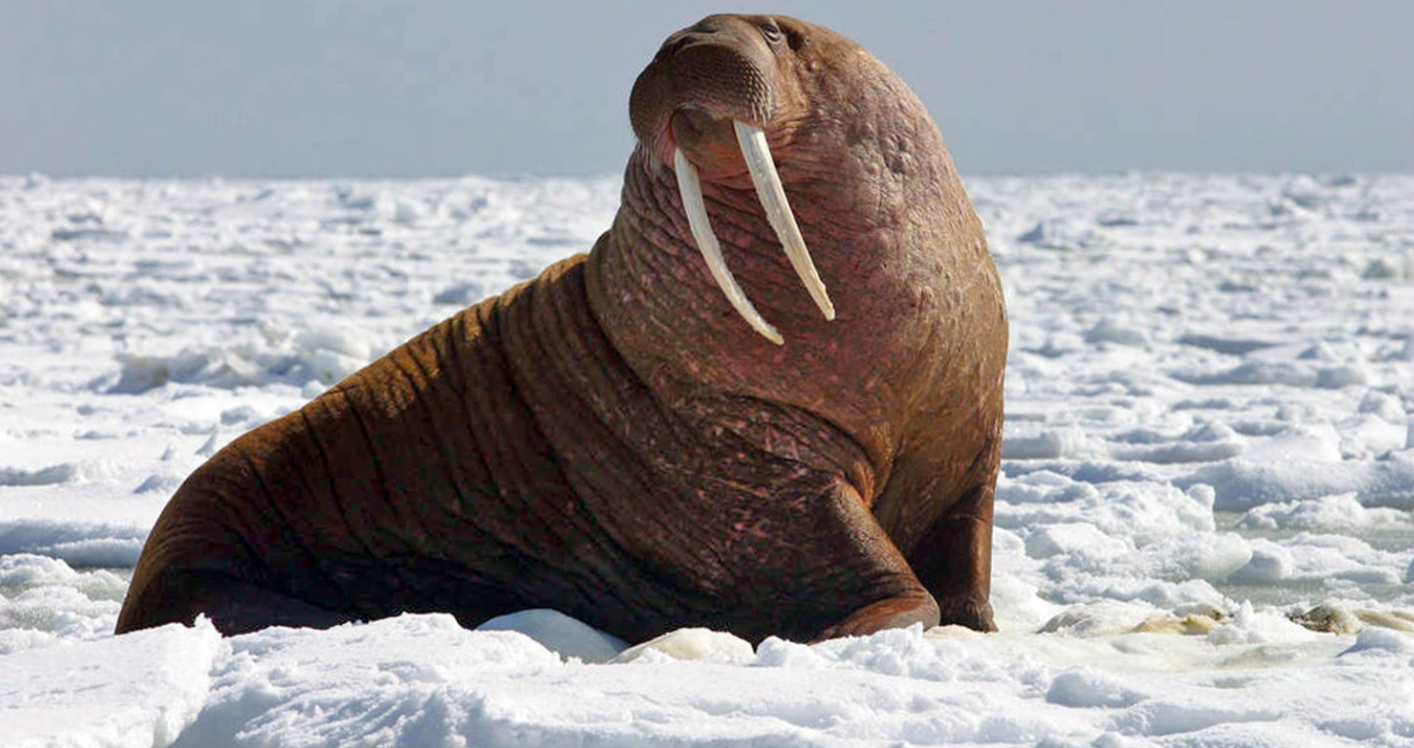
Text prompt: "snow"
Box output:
[[3, 172, 1414, 746]]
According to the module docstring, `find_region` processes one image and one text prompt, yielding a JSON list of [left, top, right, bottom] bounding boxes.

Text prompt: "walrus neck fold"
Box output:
[[599, 150, 834, 356]]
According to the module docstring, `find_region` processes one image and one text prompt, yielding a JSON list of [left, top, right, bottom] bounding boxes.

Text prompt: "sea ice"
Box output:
[[3, 172, 1413, 746]]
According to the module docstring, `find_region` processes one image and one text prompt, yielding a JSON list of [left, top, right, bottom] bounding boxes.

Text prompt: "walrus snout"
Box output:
[[630, 27, 776, 162]]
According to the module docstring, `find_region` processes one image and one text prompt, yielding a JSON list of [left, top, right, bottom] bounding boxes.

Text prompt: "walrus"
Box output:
[[115, 13, 1007, 645]]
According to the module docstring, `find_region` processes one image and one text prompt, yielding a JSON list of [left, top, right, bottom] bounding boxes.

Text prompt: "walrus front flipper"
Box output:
[[906, 485, 996, 632], [115, 569, 356, 635], [796, 481, 940, 643], [815, 591, 940, 641], [904, 438, 1002, 633]]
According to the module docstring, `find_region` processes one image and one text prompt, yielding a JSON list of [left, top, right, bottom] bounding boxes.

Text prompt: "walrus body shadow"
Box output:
[[116, 14, 1007, 645]]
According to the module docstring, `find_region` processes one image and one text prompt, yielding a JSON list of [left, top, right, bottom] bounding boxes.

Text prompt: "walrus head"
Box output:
[[628, 14, 836, 345]]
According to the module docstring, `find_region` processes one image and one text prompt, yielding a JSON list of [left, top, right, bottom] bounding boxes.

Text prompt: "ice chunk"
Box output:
[[612, 627, 753, 663], [478, 609, 627, 663]]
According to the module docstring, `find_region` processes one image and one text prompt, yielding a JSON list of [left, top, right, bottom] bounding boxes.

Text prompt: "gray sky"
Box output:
[[3, 0, 1411, 178]]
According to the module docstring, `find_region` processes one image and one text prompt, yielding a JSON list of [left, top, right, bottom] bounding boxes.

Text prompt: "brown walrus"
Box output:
[[115, 13, 1007, 645]]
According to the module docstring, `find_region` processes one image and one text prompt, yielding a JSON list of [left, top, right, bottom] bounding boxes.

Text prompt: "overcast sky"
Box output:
[[3, 0, 1411, 178]]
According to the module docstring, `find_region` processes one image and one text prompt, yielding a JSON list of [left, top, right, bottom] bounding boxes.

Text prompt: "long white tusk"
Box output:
[[733, 120, 836, 321], [674, 147, 784, 345]]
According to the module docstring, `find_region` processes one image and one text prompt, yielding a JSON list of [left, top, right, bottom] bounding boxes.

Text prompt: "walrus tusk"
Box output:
[[675, 146, 785, 345], [733, 120, 836, 321], [672, 122, 837, 344]]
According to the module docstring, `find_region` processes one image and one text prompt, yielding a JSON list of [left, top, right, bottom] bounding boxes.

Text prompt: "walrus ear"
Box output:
[[672, 121, 836, 345]]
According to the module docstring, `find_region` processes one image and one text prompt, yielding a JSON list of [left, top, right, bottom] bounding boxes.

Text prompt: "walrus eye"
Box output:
[[758, 20, 783, 44]]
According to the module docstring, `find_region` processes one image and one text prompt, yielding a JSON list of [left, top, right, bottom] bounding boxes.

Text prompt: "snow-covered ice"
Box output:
[[3, 172, 1413, 747]]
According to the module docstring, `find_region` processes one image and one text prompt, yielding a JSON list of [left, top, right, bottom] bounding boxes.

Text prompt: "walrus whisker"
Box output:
[[733, 120, 836, 321], [674, 146, 785, 345]]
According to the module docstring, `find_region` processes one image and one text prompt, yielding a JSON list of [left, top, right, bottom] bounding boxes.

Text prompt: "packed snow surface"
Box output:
[[2, 172, 1413, 747]]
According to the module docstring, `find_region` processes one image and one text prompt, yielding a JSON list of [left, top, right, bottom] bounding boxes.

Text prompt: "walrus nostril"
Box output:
[[656, 34, 696, 61]]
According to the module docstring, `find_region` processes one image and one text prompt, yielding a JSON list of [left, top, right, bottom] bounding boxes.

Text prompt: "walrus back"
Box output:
[[116, 257, 601, 634]]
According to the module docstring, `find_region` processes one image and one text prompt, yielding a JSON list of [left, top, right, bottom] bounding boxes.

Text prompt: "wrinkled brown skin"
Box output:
[[115, 14, 1007, 644]]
